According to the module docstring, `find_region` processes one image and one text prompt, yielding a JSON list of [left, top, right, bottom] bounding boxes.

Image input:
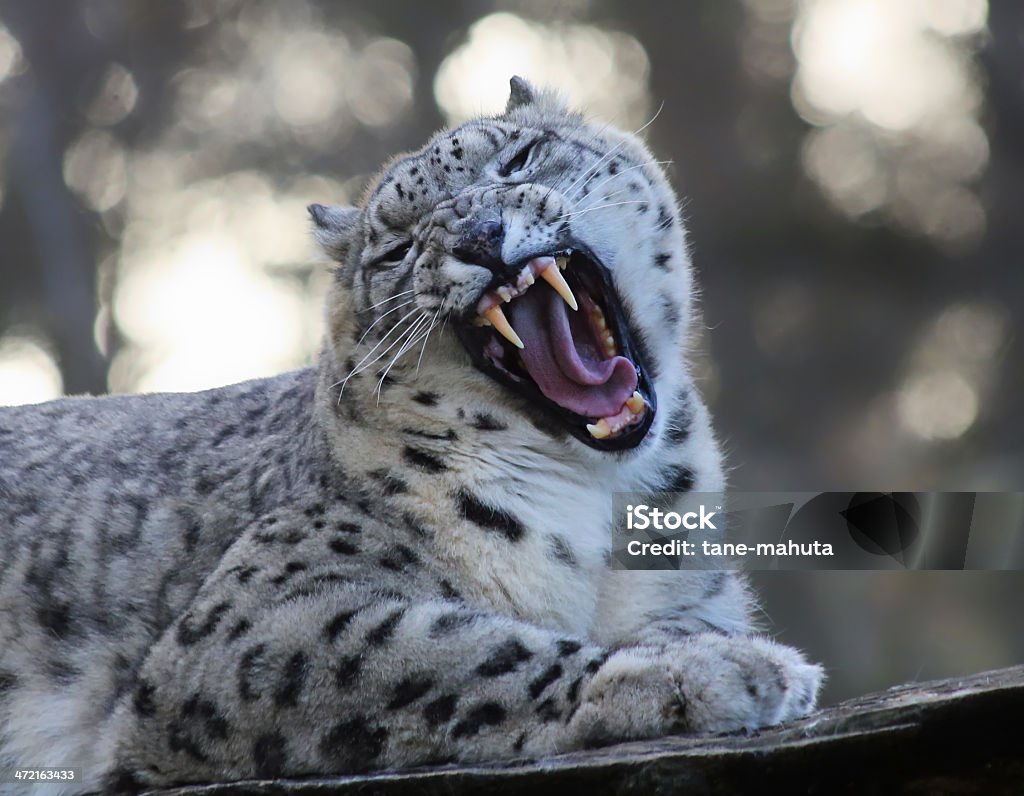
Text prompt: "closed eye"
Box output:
[[498, 138, 540, 178], [374, 240, 413, 266]]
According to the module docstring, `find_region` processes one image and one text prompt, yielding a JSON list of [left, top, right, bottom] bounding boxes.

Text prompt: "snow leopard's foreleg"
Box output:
[[107, 550, 818, 788]]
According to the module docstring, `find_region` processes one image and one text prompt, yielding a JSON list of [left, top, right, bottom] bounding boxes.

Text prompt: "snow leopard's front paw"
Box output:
[[565, 636, 823, 748], [565, 646, 691, 748], [666, 633, 824, 734]]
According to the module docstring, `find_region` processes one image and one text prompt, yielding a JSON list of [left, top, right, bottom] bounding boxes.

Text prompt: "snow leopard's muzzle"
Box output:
[[414, 188, 657, 451], [454, 242, 656, 452]]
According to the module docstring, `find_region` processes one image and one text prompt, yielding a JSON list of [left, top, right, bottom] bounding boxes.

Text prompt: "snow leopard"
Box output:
[[0, 77, 823, 793]]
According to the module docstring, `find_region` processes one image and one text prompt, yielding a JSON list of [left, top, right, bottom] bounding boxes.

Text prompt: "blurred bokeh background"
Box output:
[[0, 0, 1021, 703]]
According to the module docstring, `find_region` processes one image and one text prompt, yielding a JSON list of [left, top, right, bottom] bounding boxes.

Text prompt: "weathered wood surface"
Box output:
[[150, 664, 1024, 796]]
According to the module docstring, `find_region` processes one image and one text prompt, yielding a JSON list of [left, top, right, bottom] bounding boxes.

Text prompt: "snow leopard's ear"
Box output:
[[506, 76, 537, 113], [308, 204, 362, 263], [505, 75, 570, 118]]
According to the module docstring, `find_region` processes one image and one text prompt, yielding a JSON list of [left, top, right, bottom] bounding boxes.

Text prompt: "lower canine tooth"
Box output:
[[540, 264, 578, 311], [626, 391, 645, 413], [586, 419, 611, 439], [483, 305, 524, 349]]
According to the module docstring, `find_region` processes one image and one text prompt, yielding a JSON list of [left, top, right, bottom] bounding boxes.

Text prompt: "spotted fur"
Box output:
[[0, 78, 821, 794]]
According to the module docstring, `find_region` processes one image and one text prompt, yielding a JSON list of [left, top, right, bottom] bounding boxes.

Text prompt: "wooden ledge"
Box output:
[[150, 664, 1024, 795]]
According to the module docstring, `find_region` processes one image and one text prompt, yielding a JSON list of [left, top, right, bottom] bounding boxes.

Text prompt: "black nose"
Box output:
[[453, 220, 505, 273]]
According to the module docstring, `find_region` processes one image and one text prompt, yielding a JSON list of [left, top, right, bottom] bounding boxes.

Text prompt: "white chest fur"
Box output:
[[431, 439, 617, 637]]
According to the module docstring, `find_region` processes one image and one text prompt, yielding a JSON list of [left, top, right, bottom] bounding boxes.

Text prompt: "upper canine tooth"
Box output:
[[483, 305, 524, 349], [626, 391, 645, 414], [540, 264, 578, 311], [586, 419, 611, 439]]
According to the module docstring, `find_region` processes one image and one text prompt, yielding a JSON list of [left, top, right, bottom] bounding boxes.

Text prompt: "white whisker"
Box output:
[[368, 288, 415, 310], [563, 102, 665, 203], [541, 118, 617, 203], [556, 200, 652, 222], [351, 314, 424, 380], [582, 159, 673, 201], [335, 306, 422, 398], [582, 185, 634, 205], [375, 313, 431, 403], [353, 299, 416, 350], [562, 143, 624, 203], [370, 316, 428, 392], [634, 99, 665, 135], [416, 307, 442, 374]]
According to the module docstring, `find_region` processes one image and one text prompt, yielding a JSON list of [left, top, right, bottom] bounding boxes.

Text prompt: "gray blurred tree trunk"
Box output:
[[0, 1, 185, 395], [2, 0, 108, 395]]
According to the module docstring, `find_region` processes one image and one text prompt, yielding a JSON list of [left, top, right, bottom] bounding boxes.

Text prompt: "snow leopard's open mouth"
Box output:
[[454, 247, 656, 451]]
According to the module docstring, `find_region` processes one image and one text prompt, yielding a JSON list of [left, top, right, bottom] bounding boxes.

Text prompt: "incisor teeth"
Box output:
[[556, 256, 568, 270], [540, 264, 578, 311], [626, 391, 645, 413], [483, 305, 524, 349], [497, 287, 513, 303], [586, 419, 611, 440]]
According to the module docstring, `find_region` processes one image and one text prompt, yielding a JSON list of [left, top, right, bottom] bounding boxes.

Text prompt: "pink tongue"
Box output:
[[508, 285, 638, 417]]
